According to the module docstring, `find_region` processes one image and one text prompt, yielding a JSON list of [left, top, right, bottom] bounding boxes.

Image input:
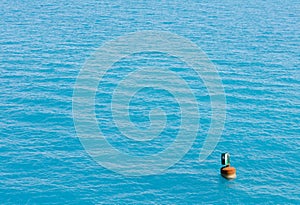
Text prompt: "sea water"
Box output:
[[0, 0, 299, 204]]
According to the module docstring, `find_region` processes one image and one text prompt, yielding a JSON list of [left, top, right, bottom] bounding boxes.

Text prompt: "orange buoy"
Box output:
[[220, 153, 236, 179], [220, 165, 236, 179]]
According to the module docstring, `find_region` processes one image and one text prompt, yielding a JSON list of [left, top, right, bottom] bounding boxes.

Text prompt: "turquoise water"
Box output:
[[1, 0, 299, 204]]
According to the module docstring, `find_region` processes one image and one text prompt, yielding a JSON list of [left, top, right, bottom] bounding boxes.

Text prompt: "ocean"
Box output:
[[0, 0, 299, 204]]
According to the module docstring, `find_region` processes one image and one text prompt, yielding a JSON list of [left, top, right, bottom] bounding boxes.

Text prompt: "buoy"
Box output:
[[220, 166, 236, 179], [220, 153, 236, 179]]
